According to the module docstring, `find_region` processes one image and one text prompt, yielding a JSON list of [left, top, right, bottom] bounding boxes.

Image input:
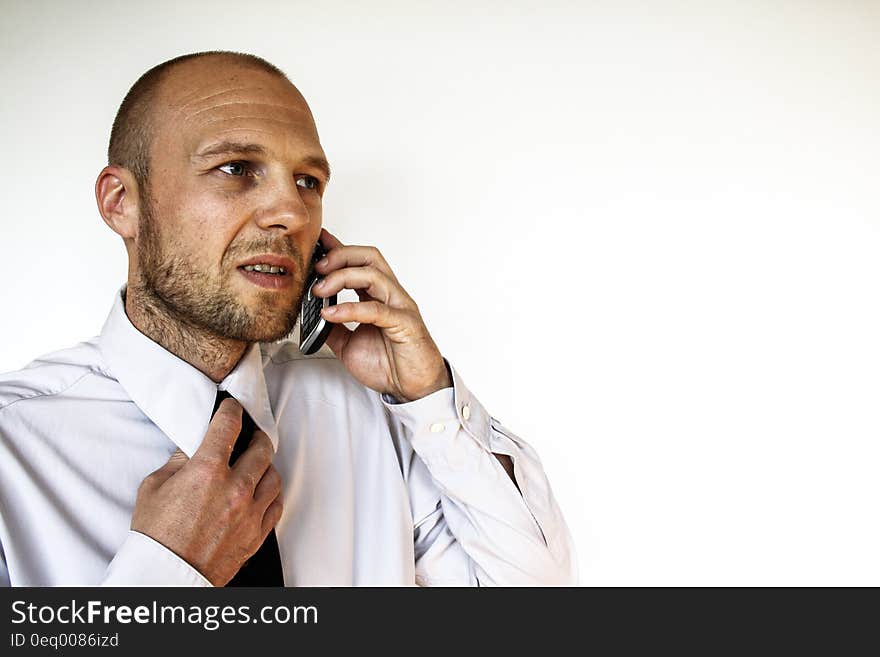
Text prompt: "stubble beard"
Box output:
[[134, 197, 306, 344]]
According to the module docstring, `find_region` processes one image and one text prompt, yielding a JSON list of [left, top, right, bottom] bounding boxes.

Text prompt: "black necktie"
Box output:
[[213, 390, 284, 586]]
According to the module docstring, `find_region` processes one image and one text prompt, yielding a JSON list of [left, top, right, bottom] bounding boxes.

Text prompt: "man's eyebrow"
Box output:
[[191, 141, 332, 182], [302, 155, 332, 183], [191, 141, 269, 161]]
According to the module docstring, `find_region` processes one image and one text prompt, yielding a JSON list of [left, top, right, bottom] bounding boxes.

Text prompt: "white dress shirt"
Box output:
[[0, 288, 576, 586]]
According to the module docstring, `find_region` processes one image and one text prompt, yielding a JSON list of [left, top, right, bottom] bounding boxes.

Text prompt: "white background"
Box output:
[[1, 1, 878, 585]]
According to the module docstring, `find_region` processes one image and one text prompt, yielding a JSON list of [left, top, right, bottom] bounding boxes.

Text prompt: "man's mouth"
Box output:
[[236, 255, 297, 290], [241, 263, 288, 275]]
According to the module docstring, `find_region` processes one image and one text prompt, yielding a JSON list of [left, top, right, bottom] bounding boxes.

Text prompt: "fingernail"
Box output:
[[317, 258, 329, 268], [323, 306, 337, 315]]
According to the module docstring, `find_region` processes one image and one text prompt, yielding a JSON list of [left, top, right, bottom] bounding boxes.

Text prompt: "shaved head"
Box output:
[[108, 51, 291, 194]]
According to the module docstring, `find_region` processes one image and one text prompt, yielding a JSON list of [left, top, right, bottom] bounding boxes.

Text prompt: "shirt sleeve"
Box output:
[[382, 360, 578, 586], [100, 530, 213, 587]]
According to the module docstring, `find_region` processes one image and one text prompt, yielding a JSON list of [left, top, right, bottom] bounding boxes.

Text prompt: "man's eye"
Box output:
[[218, 161, 249, 176], [296, 175, 319, 190]]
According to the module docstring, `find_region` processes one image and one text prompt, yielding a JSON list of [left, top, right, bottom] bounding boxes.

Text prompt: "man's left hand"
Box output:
[[311, 228, 452, 402]]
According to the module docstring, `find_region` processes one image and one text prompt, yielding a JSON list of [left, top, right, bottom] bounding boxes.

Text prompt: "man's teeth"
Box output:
[[243, 264, 287, 274]]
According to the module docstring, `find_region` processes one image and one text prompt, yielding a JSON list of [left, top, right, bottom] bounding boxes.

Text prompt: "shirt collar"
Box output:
[[98, 286, 279, 458]]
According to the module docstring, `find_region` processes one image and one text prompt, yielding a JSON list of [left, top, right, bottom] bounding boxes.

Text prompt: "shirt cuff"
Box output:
[[380, 359, 495, 463], [101, 530, 214, 587]]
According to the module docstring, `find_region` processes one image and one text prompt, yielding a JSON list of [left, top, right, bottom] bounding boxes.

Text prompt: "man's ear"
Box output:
[[95, 166, 142, 240]]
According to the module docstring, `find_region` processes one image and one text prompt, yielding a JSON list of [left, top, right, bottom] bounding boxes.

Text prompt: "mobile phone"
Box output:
[[299, 240, 337, 355]]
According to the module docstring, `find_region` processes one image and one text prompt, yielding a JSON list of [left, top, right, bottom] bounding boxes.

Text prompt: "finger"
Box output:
[[313, 265, 411, 308], [260, 498, 284, 540], [165, 448, 189, 473], [315, 240, 397, 282], [141, 448, 189, 490], [319, 226, 344, 250], [231, 430, 274, 493], [194, 398, 243, 465], [253, 464, 282, 510], [322, 300, 419, 335]]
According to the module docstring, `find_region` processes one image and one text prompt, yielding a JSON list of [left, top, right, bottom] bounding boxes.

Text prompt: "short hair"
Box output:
[[107, 51, 289, 194]]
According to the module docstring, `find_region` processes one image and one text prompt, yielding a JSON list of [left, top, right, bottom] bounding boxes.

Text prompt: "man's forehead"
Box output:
[[151, 60, 321, 157], [169, 80, 308, 119]]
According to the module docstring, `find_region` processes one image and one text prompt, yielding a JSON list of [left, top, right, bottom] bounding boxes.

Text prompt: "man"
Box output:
[[0, 51, 576, 586]]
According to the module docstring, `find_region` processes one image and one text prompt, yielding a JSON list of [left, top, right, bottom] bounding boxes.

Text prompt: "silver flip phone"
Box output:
[[299, 241, 337, 355]]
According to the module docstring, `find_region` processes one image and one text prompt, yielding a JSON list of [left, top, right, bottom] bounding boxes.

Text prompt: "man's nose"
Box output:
[[252, 177, 312, 233]]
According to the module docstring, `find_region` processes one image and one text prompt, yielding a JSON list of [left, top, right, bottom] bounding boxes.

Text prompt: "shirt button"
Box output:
[[462, 404, 471, 421], [430, 422, 445, 433]]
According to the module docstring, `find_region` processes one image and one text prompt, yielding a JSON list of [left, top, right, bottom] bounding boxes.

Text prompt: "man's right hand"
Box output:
[[130, 398, 283, 586]]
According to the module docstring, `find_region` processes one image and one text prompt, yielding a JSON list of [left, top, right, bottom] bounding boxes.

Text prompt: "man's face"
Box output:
[[134, 59, 329, 343]]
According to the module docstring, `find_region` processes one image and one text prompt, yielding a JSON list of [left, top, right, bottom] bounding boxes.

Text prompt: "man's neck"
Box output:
[[124, 285, 247, 383]]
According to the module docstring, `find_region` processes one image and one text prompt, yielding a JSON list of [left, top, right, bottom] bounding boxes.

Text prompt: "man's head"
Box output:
[[96, 51, 330, 343]]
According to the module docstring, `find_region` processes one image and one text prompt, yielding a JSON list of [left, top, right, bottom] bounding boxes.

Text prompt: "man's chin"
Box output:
[[238, 307, 300, 343], [222, 284, 302, 342], [249, 324, 297, 343], [226, 310, 296, 343]]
